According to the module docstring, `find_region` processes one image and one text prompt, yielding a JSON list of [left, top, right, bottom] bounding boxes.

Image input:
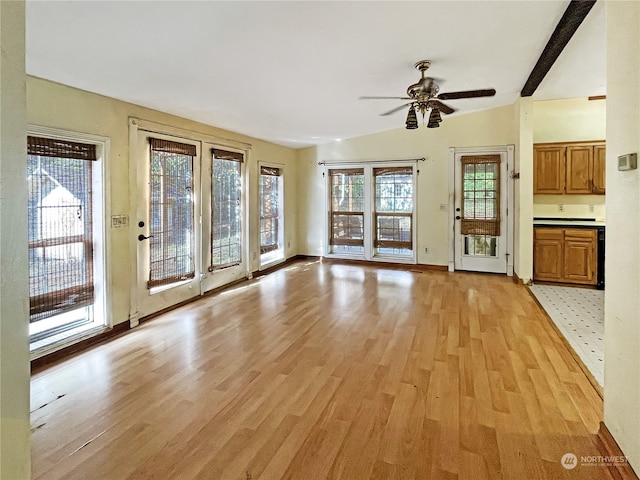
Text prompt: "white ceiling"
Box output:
[[25, 1, 606, 149]]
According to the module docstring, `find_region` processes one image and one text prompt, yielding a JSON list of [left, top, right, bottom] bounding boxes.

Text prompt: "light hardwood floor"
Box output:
[[31, 260, 628, 479]]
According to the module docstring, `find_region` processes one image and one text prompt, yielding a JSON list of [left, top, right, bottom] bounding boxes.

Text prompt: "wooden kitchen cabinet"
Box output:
[[533, 228, 564, 281], [533, 145, 565, 194], [593, 144, 606, 194], [534, 227, 598, 286], [563, 229, 597, 284], [565, 145, 593, 194], [533, 141, 605, 195]]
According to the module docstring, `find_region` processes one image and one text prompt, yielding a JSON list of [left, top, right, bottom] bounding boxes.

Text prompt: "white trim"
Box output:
[[128, 121, 140, 327], [131, 117, 251, 152], [448, 148, 456, 272], [448, 144, 515, 276]]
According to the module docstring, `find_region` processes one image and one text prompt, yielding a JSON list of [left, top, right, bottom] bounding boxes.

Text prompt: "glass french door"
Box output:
[[199, 144, 247, 293], [135, 132, 202, 318], [135, 132, 248, 318], [453, 153, 508, 273], [326, 164, 416, 262]]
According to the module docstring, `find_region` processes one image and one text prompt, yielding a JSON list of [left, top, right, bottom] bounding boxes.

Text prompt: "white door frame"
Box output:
[[447, 145, 514, 276]]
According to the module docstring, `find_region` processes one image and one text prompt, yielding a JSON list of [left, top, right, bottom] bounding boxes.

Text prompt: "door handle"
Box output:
[[138, 234, 154, 241], [455, 216, 461, 220]]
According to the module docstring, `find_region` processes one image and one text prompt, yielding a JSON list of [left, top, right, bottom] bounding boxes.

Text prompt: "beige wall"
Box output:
[[0, 2, 30, 478], [533, 97, 606, 143], [604, 0, 640, 473], [27, 76, 298, 329], [296, 104, 517, 266], [532, 97, 607, 220]]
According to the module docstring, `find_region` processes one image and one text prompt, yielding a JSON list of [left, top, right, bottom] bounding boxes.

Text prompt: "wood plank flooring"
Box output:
[[31, 260, 624, 479]]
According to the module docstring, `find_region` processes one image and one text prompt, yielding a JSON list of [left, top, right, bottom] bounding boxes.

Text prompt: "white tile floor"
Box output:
[[529, 284, 604, 387]]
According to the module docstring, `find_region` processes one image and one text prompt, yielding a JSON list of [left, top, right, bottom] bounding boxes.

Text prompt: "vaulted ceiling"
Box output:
[[26, 1, 605, 149]]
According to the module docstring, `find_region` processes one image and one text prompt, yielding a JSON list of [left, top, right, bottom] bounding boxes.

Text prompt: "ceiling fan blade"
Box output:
[[430, 100, 455, 114], [360, 96, 413, 100], [380, 103, 412, 116], [437, 88, 496, 100]]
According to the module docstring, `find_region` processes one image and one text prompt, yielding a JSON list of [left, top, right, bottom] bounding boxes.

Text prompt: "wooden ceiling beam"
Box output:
[[521, 0, 597, 97]]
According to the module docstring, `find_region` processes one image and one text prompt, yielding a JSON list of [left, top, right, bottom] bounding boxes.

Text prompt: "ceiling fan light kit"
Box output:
[[405, 105, 419, 129], [361, 60, 496, 130]]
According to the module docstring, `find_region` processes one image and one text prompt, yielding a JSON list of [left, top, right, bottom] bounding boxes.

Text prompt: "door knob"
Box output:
[[455, 216, 461, 220]]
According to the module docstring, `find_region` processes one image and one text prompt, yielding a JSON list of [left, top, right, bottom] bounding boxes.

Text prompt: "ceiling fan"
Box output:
[[360, 60, 496, 129]]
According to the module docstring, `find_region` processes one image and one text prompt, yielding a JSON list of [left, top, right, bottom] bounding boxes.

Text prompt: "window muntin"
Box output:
[[329, 168, 365, 254], [148, 138, 196, 288], [260, 166, 282, 256], [374, 166, 413, 254], [27, 136, 96, 325], [210, 149, 243, 270]]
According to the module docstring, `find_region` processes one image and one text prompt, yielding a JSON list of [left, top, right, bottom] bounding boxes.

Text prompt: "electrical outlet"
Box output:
[[588, 204, 595, 213], [439, 204, 447, 211], [424, 247, 429, 254], [558, 204, 565, 213], [252, 251, 257, 260]]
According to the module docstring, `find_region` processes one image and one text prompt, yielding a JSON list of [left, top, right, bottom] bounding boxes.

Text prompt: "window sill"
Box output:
[[30, 322, 109, 361], [260, 250, 285, 269]]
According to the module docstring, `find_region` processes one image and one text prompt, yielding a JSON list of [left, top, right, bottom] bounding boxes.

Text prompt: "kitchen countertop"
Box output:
[[533, 218, 606, 227]]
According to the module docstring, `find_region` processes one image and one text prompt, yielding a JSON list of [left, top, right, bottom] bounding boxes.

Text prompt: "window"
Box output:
[[210, 148, 243, 270], [148, 138, 196, 288], [27, 135, 104, 342], [374, 166, 413, 255], [461, 155, 500, 257], [329, 168, 365, 254], [260, 165, 284, 265]]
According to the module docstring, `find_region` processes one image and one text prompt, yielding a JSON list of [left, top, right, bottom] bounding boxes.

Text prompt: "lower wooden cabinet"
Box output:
[[534, 227, 597, 286], [533, 228, 564, 281]]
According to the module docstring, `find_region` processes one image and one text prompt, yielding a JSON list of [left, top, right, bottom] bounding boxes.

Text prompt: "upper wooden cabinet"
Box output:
[[533, 145, 565, 194], [593, 144, 606, 194], [533, 141, 606, 195]]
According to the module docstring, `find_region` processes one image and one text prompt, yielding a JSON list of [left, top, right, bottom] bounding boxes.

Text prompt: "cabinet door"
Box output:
[[593, 144, 606, 194], [563, 229, 597, 285], [534, 146, 565, 194], [533, 228, 564, 281], [566, 146, 594, 194]]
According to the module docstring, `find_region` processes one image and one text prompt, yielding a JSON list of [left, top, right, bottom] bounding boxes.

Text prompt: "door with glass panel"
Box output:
[[135, 133, 202, 318], [373, 166, 414, 258], [199, 145, 247, 292], [454, 153, 507, 273], [259, 164, 284, 267], [328, 168, 366, 256]]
